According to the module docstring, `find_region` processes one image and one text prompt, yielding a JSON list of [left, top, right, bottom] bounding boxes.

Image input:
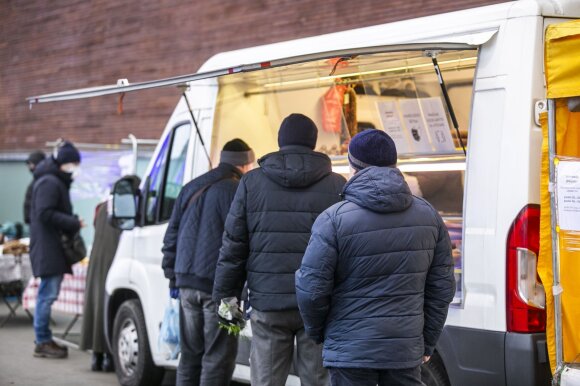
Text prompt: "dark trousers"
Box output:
[[250, 309, 329, 386], [329, 367, 424, 386], [177, 288, 238, 386]]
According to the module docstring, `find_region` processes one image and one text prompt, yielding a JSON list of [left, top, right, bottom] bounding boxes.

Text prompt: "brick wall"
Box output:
[[0, 0, 506, 152]]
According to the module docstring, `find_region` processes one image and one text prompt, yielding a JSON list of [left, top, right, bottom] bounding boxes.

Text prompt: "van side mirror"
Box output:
[[109, 177, 139, 230]]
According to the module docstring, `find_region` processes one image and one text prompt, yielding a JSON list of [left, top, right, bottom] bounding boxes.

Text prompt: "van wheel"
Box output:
[[421, 352, 451, 386], [112, 299, 164, 386]]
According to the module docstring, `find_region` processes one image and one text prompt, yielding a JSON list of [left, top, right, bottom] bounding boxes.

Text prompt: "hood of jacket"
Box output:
[[258, 146, 333, 188], [33, 157, 73, 187], [343, 166, 413, 213]]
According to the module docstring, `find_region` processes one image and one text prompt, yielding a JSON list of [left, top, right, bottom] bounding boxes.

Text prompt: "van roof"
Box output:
[[199, 0, 580, 73]]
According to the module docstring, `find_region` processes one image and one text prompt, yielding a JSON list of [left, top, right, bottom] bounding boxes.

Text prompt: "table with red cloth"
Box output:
[[22, 262, 87, 339]]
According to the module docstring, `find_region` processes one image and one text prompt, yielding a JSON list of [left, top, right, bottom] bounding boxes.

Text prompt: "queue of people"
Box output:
[[162, 113, 456, 386], [21, 113, 454, 386]]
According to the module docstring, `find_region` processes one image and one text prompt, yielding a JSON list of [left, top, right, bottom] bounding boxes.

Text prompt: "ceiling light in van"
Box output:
[[263, 57, 477, 89]]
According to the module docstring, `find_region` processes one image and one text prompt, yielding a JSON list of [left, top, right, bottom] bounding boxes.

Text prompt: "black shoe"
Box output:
[[34, 341, 67, 359], [91, 352, 103, 371], [101, 353, 115, 372]]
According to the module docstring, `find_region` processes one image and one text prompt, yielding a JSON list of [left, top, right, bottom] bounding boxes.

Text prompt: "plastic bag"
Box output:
[[158, 298, 180, 360]]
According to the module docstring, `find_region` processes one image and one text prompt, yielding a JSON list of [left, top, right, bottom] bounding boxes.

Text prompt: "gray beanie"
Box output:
[[220, 139, 255, 166]]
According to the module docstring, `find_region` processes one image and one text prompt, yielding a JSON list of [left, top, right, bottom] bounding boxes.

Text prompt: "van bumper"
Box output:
[[437, 326, 551, 386]]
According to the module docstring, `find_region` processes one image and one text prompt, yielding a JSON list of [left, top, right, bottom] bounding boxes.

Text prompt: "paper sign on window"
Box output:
[[556, 160, 580, 231], [376, 101, 413, 153], [398, 99, 432, 153], [419, 97, 455, 153]]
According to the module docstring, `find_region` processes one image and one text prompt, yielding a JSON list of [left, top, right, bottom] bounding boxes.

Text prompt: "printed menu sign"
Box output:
[[398, 99, 432, 153], [556, 160, 580, 231], [376, 101, 412, 153], [419, 97, 455, 152]]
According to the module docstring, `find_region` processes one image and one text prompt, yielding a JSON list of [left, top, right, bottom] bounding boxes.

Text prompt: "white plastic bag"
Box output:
[[158, 298, 180, 360]]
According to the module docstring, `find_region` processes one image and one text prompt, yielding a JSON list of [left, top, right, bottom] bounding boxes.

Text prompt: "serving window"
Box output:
[[209, 47, 475, 306]]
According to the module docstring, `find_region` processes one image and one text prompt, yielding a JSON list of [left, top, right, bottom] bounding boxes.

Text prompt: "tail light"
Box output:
[[506, 204, 546, 332]]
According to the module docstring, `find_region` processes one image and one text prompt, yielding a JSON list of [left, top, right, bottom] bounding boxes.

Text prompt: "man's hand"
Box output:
[[169, 287, 180, 299], [423, 356, 431, 364], [79, 218, 86, 228]]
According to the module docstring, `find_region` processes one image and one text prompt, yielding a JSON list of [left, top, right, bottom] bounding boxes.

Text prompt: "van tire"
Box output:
[[421, 352, 451, 386], [112, 299, 164, 386]]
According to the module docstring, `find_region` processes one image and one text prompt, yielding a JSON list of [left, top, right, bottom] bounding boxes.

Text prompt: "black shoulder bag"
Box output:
[[61, 231, 87, 266]]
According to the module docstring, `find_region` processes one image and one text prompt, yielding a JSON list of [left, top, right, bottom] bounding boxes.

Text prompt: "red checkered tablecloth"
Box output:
[[22, 263, 87, 315]]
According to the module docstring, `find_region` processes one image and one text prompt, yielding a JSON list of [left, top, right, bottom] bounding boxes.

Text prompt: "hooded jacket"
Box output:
[[29, 157, 81, 277], [161, 163, 243, 292], [213, 146, 346, 311], [295, 166, 455, 369]]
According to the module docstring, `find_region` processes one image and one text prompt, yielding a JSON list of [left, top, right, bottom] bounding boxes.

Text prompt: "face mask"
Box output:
[[60, 163, 80, 178]]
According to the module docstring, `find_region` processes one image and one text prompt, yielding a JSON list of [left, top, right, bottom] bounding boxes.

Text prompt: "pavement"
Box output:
[[0, 300, 176, 386]]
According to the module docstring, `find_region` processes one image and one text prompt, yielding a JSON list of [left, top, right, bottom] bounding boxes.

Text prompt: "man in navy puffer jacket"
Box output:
[[296, 129, 455, 386]]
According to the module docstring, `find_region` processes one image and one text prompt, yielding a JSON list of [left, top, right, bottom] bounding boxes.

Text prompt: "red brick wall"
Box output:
[[0, 0, 506, 151]]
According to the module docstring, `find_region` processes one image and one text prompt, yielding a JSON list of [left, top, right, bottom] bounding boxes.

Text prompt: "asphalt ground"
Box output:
[[0, 301, 253, 386], [0, 300, 178, 386]]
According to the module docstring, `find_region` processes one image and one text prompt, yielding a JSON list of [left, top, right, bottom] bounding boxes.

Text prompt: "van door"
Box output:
[[129, 120, 192, 356]]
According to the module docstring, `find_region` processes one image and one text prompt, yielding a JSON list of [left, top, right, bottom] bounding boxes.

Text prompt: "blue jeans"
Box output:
[[34, 275, 64, 344]]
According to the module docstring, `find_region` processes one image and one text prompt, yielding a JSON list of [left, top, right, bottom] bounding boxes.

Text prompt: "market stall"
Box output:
[[538, 18, 580, 385]]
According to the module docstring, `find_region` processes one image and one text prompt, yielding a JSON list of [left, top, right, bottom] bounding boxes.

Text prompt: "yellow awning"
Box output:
[[540, 19, 580, 373], [545, 20, 580, 98], [538, 108, 580, 373]]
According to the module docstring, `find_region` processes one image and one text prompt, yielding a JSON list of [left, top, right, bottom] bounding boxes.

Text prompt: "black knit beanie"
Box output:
[[55, 141, 81, 165], [26, 150, 46, 166], [220, 138, 255, 166], [277, 113, 318, 149], [348, 129, 398, 171]]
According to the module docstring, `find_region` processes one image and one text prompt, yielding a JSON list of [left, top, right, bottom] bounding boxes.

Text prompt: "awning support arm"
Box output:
[[431, 56, 467, 155], [182, 92, 212, 169]]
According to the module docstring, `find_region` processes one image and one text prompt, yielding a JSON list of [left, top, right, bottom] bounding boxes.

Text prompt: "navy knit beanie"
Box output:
[[277, 113, 318, 149], [348, 130, 397, 171], [55, 141, 81, 165]]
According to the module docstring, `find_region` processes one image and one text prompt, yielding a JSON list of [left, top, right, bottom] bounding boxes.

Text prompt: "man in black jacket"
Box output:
[[214, 114, 346, 386], [24, 150, 46, 224], [295, 130, 456, 386], [30, 141, 82, 359], [162, 139, 255, 386]]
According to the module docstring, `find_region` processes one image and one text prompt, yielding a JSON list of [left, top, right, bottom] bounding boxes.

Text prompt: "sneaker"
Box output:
[[34, 341, 68, 359]]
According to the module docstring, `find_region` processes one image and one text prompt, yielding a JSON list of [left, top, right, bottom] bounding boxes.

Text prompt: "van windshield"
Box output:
[[209, 48, 476, 306]]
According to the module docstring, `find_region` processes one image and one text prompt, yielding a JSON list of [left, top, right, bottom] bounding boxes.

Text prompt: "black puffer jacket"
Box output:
[[29, 158, 81, 277], [213, 146, 346, 311], [296, 166, 455, 369], [162, 163, 242, 292]]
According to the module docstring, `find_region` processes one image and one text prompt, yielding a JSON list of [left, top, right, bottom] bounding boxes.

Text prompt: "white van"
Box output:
[[27, 1, 580, 385]]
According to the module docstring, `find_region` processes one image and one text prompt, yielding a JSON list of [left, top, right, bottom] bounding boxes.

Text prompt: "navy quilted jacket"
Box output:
[[295, 166, 455, 369], [213, 146, 346, 311], [162, 163, 242, 292]]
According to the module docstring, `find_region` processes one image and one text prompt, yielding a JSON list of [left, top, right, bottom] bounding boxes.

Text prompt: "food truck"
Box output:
[[27, 1, 580, 385]]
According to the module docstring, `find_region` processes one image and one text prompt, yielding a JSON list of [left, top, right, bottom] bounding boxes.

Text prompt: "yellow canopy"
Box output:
[[545, 19, 580, 99], [539, 19, 580, 373]]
